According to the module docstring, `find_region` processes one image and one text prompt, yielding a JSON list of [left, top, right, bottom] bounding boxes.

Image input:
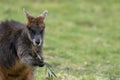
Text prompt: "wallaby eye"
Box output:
[[28, 28, 36, 34], [39, 27, 45, 34], [39, 29, 44, 34]]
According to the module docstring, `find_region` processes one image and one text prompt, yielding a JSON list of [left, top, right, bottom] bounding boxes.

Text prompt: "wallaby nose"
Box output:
[[35, 41, 40, 45]]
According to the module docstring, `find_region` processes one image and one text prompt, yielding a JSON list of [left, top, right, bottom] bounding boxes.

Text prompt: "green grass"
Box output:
[[0, 0, 120, 80]]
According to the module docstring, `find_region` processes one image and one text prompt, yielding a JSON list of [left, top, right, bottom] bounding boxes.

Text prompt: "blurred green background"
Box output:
[[0, 0, 120, 80]]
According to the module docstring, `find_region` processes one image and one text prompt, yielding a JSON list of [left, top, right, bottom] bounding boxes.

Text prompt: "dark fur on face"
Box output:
[[0, 10, 48, 80], [26, 16, 45, 46]]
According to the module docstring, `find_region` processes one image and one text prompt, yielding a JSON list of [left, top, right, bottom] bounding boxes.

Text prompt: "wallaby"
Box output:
[[0, 9, 48, 80]]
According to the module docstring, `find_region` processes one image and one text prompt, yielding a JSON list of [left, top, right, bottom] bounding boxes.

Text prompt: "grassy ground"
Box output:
[[0, 0, 120, 80]]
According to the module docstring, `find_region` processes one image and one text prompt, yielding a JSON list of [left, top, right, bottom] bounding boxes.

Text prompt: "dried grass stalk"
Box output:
[[36, 53, 57, 80]]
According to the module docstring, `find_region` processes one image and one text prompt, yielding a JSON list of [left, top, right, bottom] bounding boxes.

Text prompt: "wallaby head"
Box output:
[[23, 9, 48, 46]]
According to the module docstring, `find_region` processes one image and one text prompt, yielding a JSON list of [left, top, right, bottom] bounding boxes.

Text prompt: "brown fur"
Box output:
[[0, 11, 47, 80], [0, 20, 36, 80], [0, 59, 35, 80]]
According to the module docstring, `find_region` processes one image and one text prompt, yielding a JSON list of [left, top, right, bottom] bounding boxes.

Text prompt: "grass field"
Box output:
[[0, 0, 120, 80]]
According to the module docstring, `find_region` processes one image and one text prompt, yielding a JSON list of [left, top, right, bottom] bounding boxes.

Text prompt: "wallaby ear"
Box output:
[[23, 8, 34, 22], [40, 10, 48, 19]]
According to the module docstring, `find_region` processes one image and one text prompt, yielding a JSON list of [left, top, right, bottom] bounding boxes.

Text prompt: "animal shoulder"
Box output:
[[0, 20, 25, 31]]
